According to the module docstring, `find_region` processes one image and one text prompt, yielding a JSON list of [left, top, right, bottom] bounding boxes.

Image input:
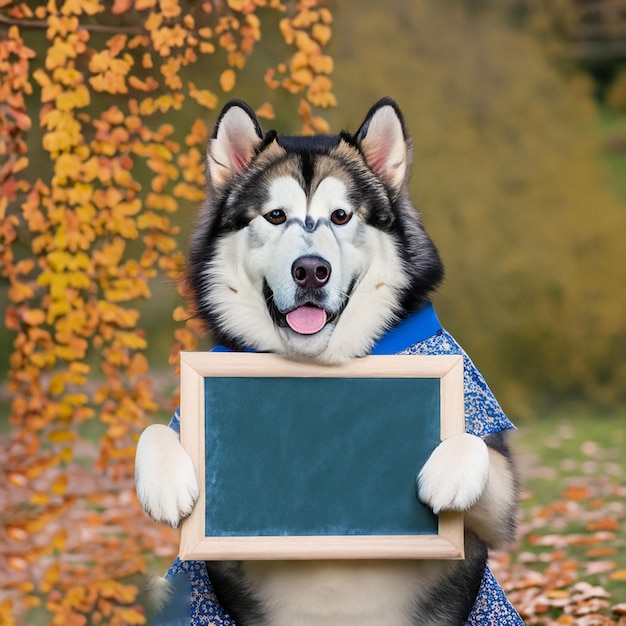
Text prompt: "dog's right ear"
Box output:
[[207, 100, 264, 189]]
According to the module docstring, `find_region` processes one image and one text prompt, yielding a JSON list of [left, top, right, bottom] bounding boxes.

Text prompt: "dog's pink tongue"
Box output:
[[286, 306, 327, 335]]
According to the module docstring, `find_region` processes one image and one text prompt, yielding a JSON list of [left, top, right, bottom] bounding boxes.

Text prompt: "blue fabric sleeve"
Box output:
[[168, 344, 232, 437], [164, 558, 236, 625], [168, 407, 181, 435], [399, 330, 516, 437], [465, 567, 524, 625]]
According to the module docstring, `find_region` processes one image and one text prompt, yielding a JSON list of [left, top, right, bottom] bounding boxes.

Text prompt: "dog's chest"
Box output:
[[236, 560, 449, 626]]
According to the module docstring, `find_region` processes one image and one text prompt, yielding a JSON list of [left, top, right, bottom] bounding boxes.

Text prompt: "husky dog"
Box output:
[[135, 98, 521, 625]]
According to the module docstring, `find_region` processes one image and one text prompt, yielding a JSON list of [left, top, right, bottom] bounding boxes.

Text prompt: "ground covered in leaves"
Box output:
[[1, 413, 624, 625], [491, 414, 626, 625]]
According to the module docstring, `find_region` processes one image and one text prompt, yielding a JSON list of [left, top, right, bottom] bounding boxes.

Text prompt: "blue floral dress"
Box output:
[[160, 304, 524, 625]]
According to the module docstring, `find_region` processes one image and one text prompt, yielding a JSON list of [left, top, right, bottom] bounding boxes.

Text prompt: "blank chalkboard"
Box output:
[[179, 352, 465, 561]]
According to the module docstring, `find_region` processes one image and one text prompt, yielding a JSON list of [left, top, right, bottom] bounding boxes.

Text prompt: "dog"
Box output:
[[135, 98, 521, 625]]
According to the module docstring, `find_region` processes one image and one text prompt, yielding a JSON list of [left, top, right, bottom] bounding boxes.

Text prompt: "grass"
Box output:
[[598, 106, 626, 204], [497, 413, 626, 622]]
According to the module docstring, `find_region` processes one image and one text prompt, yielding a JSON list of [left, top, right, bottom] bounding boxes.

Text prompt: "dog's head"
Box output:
[[186, 98, 443, 363]]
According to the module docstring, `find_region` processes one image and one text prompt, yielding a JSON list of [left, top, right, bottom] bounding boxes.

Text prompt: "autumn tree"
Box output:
[[0, 1, 334, 623]]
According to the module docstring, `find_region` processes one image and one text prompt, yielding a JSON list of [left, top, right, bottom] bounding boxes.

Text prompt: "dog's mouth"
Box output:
[[263, 281, 352, 336], [285, 305, 328, 335]]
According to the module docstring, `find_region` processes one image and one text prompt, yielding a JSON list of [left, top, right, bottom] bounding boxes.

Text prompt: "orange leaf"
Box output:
[[112, 0, 133, 13], [8, 556, 28, 571], [6, 526, 28, 542], [23, 309, 46, 326], [586, 517, 620, 532], [563, 485, 591, 501]]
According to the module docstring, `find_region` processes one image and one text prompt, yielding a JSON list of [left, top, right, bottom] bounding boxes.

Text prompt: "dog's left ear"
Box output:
[[207, 99, 264, 189], [355, 98, 410, 193]]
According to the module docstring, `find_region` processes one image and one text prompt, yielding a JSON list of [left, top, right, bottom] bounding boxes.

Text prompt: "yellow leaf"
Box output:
[[291, 9, 317, 29], [188, 82, 218, 109], [98, 580, 138, 603], [48, 429, 76, 445], [61, 392, 89, 406], [144, 12, 162, 31], [290, 50, 308, 72], [45, 37, 78, 70], [291, 68, 313, 86], [61, 0, 103, 16], [114, 608, 146, 625], [12, 156, 29, 173], [310, 54, 333, 74], [312, 23, 332, 46], [52, 530, 68, 551], [219, 68, 236, 93], [228, 50, 246, 69], [30, 492, 50, 505], [319, 8, 333, 24], [41, 562, 61, 591], [117, 332, 147, 350], [107, 423, 128, 439], [51, 475, 68, 496], [295, 31, 319, 54], [199, 42, 215, 54]]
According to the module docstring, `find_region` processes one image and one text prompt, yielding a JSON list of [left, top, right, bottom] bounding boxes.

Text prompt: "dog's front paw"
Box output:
[[417, 433, 489, 514], [135, 424, 199, 527]]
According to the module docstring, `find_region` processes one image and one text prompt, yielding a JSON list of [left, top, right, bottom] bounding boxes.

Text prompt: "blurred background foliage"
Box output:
[[321, 0, 626, 416]]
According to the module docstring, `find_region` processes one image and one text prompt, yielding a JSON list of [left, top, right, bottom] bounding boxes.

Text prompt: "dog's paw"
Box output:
[[135, 424, 199, 527], [417, 433, 490, 514]]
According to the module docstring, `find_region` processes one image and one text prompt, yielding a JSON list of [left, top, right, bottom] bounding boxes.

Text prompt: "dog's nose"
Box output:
[[291, 256, 331, 289]]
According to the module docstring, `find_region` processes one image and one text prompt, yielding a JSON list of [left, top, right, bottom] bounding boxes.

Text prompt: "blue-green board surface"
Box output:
[[204, 376, 440, 537]]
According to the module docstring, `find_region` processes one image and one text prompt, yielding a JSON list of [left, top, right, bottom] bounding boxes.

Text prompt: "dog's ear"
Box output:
[[207, 100, 264, 188], [355, 98, 410, 193]]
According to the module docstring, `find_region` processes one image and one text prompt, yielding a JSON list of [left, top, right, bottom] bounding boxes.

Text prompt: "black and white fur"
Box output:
[[135, 98, 518, 625]]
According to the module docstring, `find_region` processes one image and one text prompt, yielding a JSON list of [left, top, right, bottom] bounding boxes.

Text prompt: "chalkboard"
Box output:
[[179, 352, 465, 561]]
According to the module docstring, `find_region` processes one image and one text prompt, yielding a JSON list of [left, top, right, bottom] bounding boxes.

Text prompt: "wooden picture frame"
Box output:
[[179, 352, 465, 561]]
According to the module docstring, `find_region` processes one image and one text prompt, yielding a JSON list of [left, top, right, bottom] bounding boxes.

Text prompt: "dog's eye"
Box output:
[[264, 209, 287, 225], [330, 209, 352, 225]]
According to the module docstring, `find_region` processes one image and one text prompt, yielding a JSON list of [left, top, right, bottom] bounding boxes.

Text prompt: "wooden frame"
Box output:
[[179, 352, 465, 561]]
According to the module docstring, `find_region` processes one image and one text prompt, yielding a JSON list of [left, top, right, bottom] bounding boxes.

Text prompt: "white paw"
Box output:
[[135, 424, 199, 527], [417, 433, 490, 514]]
